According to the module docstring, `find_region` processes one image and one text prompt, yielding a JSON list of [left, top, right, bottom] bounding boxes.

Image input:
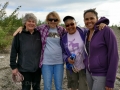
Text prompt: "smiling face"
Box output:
[[47, 15, 59, 28], [64, 19, 76, 34], [84, 12, 98, 30], [25, 19, 36, 32]]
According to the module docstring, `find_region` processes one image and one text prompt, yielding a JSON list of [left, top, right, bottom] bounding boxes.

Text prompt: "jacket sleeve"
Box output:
[[104, 27, 119, 88], [62, 27, 67, 36], [36, 24, 46, 33], [10, 34, 19, 70], [95, 17, 109, 29], [63, 51, 69, 63], [60, 38, 69, 63]]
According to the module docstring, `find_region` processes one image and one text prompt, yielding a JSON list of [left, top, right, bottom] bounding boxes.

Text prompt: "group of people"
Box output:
[[10, 9, 119, 90]]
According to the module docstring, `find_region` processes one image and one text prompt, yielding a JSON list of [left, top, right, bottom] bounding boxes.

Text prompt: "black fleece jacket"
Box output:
[[10, 29, 42, 72]]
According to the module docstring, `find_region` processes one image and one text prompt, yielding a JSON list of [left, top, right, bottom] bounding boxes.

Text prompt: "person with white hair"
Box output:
[[10, 13, 42, 90]]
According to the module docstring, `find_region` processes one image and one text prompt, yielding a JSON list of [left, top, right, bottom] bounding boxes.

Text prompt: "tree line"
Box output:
[[0, 2, 119, 50], [0, 2, 47, 50]]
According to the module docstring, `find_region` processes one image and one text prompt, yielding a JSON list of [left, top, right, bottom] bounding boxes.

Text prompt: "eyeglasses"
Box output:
[[48, 18, 58, 22], [65, 23, 75, 27]]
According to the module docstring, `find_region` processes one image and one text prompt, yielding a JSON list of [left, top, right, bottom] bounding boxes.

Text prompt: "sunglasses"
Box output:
[[65, 23, 75, 27], [48, 18, 58, 22]]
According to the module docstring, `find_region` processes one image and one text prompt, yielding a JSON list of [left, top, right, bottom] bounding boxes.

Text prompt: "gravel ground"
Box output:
[[0, 27, 120, 90]]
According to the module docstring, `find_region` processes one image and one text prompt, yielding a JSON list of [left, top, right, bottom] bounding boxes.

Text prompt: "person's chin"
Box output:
[[69, 32, 74, 34], [28, 28, 34, 31], [51, 26, 56, 28], [27, 27, 34, 29], [87, 26, 93, 30]]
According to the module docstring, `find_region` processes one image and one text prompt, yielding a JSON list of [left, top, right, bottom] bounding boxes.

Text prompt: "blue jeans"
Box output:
[[42, 64, 64, 90]]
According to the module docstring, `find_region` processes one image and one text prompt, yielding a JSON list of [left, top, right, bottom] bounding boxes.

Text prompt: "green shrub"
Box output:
[[0, 2, 21, 50], [0, 30, 8, 49]]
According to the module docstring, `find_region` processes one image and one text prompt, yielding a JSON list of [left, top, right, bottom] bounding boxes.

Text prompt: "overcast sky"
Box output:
[[1, 0, 120, 26]]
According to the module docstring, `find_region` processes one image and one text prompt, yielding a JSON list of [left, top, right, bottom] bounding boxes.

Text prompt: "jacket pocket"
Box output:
[[98, 55, 108, 68], [89, 56, 101, 69], [89, 55, 108, 70]]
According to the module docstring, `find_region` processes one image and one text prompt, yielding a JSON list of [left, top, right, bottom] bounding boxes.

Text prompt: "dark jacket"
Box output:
[[84, 17, 119, 88], [10, 29, 42, 72]]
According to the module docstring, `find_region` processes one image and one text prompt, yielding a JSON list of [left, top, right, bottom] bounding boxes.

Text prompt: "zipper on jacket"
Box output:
[[84, 34, 88, 55], [31, 34, 36, 71], [88, 30, 95, 75]]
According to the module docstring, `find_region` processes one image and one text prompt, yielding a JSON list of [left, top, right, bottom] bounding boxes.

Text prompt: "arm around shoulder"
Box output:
[[13, 27, 23, 36]]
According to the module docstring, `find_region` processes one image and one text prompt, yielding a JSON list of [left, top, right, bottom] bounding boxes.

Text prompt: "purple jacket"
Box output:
[[84, 17, 119, 88], [61, 27, 87, 71]]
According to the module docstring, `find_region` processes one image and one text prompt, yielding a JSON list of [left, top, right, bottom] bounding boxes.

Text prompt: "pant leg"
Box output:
[[66, 69, 79, 89], [78, 69, 89, 90], [86, 70, 106, 90], [20, 72, 32, 90], [92, 76, 106, 90], [42, 64, 53, 90], [53, 64, 64, 90], [86, 69, 93, 90], [32, 68, 41, 90]]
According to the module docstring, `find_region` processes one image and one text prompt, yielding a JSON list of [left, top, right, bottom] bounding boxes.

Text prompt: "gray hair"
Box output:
[[22, 13, 37, 25]]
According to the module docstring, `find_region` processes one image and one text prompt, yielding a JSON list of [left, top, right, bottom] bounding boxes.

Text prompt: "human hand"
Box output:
[[105, 87, 113, 90], [13, 27, 23, 36], [12, 69, 24, 82], [68, 57, 75, 64], [97, 23, 107, 30], [12, 68, 19, 76]]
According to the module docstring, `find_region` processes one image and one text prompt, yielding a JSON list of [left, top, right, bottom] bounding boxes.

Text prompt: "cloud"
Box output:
[[1, 0, 120, 26], [1, 0, 105, 11], [96, 0, 120, 25]]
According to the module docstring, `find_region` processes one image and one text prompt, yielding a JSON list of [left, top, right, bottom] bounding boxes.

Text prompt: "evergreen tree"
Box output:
[[0, 2, 22, 50]]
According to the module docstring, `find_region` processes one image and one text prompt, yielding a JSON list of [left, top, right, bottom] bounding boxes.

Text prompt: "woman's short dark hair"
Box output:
[[63, 16, 75, 22], [83, 8, 98, 19]]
